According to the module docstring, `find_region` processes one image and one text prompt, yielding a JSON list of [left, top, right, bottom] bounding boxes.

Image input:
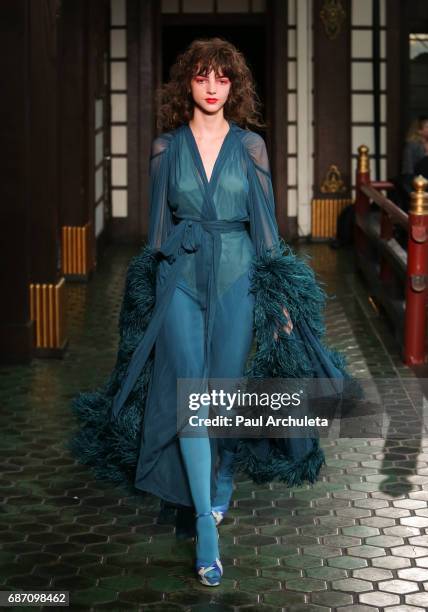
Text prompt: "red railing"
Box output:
[[354, 145, 428, 365]]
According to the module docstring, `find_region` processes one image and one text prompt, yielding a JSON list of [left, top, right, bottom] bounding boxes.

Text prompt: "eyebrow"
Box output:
[[195, 74, 229, 79]]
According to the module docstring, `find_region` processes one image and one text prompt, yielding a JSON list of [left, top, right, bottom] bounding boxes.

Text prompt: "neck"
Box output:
[[189, 108, 229, 137]]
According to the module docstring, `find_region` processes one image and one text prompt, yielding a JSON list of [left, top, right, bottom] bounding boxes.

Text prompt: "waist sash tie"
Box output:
[[110, 218, 247, 420]]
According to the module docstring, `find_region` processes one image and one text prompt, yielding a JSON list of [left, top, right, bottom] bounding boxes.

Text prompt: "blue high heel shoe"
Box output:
[[195, 511, 223, 586]]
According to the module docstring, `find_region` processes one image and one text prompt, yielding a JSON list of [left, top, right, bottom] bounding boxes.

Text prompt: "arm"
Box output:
[[242, 131, 281, 256], [147, 134, 173, 250], [242, 131, 293, 338]]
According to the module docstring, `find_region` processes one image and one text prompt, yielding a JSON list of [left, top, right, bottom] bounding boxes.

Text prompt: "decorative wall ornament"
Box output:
[[320, 164, 347, 193], [320, 0, 346, 40]]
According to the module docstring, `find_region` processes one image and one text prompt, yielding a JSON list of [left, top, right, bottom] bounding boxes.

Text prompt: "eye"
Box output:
[[195, 78, 206, 84], [219, 79, 229, 85]]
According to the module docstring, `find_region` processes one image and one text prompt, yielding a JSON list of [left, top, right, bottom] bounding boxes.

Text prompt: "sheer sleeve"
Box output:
[[147, 134, 173, 250], [242, 131, 282, 258], [241, 130, 294, 335]]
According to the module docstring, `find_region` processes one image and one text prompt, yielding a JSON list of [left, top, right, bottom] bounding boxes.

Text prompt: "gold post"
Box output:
[[357, 145, 370, 174], [410, 175, 428, 215]]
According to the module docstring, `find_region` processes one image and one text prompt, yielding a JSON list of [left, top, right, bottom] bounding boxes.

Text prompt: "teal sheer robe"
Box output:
[[70, 121, 356, 503]]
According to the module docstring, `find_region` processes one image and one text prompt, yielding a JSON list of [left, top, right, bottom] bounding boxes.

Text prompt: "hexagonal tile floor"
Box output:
[[1, 242, 428, 611]]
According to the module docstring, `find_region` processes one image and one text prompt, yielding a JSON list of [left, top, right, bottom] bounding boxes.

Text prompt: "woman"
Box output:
[[398, 116, 428, 209], [402, 115, 428, 177], [70, 38, 354, 587]]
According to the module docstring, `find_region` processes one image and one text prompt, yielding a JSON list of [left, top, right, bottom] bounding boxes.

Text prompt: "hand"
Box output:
[[273, 306, 293, 341]]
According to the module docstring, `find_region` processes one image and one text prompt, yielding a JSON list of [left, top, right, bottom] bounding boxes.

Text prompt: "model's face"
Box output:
[[190, 68, 231, 115], [419, 121, 428, 140]]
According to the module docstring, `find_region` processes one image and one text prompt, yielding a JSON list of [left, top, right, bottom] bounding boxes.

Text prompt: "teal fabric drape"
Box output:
[[69, 121, 358, 503]]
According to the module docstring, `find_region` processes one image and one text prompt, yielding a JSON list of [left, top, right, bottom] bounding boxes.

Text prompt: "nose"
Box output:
[[207, 77, 217, 94]]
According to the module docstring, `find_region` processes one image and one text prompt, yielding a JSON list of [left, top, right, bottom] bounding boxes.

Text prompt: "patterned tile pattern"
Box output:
[[1, 242, 428, 611]]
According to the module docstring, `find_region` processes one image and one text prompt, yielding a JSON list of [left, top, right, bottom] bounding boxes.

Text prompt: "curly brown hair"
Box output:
[[156, 37, 265, 131]]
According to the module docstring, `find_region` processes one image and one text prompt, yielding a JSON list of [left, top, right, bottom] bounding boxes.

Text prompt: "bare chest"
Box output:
[[194, 137, 227, 183]]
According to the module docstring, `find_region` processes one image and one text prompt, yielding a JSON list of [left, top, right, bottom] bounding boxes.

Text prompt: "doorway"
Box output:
[[123, 2, 289, 242]]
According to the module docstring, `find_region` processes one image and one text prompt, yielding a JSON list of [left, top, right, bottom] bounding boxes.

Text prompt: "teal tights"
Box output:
[[169, 275, 255, 562], [179, 436, 219, 565]]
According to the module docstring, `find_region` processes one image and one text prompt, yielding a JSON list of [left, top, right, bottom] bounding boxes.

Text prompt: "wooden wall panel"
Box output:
[[313, 0, 351, 200]]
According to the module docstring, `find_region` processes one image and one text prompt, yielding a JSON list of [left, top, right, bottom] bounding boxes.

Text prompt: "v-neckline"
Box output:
[[185, 121, 232, 187]]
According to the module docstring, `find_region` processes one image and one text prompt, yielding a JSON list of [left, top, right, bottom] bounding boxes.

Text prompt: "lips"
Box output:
[[205, 99, 218, 104]]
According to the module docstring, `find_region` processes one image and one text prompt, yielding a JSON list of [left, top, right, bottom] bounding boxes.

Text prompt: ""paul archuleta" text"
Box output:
[[188, 415, 328, 427]]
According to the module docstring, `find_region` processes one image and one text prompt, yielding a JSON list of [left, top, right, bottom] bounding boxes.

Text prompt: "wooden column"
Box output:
[[58, 0, 92, 279], [267, 0, 289, 240], [312, 0, 352, 239], [58, 0, 108, 279], [29, 0, 60, 284], [0, 0, 67, 362]]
